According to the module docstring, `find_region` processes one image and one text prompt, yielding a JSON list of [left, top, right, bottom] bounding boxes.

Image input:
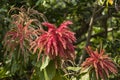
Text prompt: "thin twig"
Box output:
[[79, 6, 96, 65], [75, 27, 118, 44]]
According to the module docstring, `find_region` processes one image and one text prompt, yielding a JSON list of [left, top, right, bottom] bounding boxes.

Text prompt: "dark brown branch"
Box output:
[[78, 7, 96, 65], [75, 27, 118, 45], [75, 20, 89, 39]]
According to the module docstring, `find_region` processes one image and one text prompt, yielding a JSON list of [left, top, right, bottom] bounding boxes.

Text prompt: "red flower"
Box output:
[[4, 20, 37, 53], [81, 46, 118, 80], [30, 21, 76, 60]]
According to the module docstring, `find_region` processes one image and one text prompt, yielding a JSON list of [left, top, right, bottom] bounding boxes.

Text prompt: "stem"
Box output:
[[79, 8, 96, 65], [44, 68, 50, 80]]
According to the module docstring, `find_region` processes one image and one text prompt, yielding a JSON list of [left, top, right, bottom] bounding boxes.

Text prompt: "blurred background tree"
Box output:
[[0, 0, 120, 80]]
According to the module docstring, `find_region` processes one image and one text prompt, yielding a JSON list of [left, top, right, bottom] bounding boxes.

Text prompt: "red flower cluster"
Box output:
[[30, 21, 76, 60], [4, 20, 37, 53], [81, 46, 118, 80]]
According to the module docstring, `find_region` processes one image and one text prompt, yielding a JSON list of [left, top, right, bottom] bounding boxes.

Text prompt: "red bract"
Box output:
[[81, 46, 118, 80], [4, 20, 37, 53], [30, 21, 76, 60]]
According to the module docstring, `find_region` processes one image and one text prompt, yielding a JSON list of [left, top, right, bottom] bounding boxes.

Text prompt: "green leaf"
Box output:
[[31, 68, 45, 80], [71, 77, 77, 80], [90, 70, 97, 80], [79, 67, 92, 80], [0, 67, 10, 78], [36, 60, 42, 68], [97, 0, 105, 5], [80, 72, 90, 80], [40, 56, 50, 71], [11, 62, 18, 74], [35, 0, 44, 6], [52, 72, 63, 80], [44, 68, 50, 80], [44, 61, 56, 80], [80, 68, 89, 74], [67, 67, 81, 72]]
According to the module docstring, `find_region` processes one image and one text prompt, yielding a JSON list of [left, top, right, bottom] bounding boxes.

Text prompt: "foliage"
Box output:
[[0, 0, 120, 80]]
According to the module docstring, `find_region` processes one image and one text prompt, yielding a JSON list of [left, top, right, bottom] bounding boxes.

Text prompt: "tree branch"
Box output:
[[78, 7, 96, 65], [75, 27, 118, 45]]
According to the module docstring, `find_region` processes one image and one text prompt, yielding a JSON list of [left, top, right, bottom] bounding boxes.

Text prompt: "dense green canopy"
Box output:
[[0, 0, 120, 80]]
